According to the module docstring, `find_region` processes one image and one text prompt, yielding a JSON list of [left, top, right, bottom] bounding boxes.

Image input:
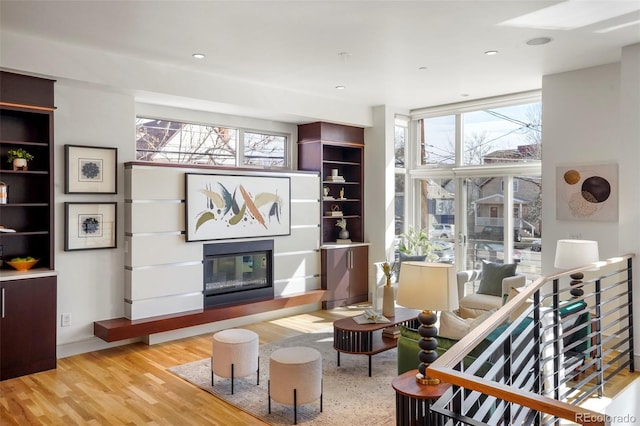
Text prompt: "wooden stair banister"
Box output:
[[427, 253, 635, 426]]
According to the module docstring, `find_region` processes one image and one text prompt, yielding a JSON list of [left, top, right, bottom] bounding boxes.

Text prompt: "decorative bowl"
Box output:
[[6, 258, 40, 271]]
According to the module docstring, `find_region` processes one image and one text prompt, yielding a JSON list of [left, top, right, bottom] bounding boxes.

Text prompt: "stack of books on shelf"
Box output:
[[382, 326, 401, 339], [326, 175, 345, 182], [325, 210, 343, 217]]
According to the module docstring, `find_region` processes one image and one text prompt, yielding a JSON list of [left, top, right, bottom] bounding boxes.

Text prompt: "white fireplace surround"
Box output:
[[124, 163, 321, 320]]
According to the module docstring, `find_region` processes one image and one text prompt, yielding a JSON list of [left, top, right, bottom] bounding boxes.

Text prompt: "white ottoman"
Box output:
[[211, 328, 259, 394], [268, 346, 322, 424]]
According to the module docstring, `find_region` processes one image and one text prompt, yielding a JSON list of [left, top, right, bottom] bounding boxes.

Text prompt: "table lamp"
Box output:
[[554, 239, 599, 297], [396, 261, 458, 385]]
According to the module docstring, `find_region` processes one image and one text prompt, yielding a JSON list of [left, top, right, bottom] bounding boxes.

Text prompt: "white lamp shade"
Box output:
[[396, 261, 458, 312], [554, 239, 599, 270]]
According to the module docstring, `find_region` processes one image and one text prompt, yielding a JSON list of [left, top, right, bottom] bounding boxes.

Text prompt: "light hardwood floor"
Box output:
[[1, 305, 637, 425], [0, 306, 363, 426]]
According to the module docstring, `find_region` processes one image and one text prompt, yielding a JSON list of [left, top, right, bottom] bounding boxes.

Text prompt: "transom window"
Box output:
[[135, 118, 288, 168]]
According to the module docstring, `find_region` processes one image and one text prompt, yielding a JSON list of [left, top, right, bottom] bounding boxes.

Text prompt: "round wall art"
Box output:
[[557, 163, 618, 221]]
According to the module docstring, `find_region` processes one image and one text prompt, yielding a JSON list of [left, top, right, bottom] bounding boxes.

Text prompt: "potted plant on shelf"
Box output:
[[6, 148, 34, 171]]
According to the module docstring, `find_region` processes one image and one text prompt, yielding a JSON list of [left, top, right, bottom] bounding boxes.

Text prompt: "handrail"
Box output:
[[428, 253, 635, 426]]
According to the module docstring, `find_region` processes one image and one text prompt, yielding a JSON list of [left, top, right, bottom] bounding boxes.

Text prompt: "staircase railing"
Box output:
[[428, 254, 635, 426]]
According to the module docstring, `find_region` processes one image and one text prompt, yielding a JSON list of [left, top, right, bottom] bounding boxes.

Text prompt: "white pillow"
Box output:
[[438, 311, 475, 340]]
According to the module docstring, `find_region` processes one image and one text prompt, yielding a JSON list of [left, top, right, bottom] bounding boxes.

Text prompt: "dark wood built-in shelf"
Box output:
[[94, 290, 327, 342], [0, 71, 56, 381]]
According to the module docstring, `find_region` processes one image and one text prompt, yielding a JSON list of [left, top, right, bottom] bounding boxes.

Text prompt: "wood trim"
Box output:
[[124, 161, 318, 175], [0, 101, 55, 112], [94, 290, 326, 342], [296, 139, 365, 148], [428, 253, 635, 426], [429, 368, 605, 426]]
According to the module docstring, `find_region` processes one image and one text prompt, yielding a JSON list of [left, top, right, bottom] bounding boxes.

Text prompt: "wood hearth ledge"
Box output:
[[94, 290, 326, 342]]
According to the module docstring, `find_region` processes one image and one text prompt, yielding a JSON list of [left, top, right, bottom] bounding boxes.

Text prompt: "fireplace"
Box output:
[[203, 239, 274, 308]]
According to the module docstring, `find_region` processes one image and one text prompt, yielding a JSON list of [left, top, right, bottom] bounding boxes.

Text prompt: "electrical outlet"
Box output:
[[61, 313, 71, 327]]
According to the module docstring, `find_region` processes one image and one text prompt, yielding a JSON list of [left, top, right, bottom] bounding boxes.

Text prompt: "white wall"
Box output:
[[125, 164, 321, 320], [365, 105, 408, 307], [54, 83, 135, 353], [541, 43, 640, 361], [50, 81, 324, 358]]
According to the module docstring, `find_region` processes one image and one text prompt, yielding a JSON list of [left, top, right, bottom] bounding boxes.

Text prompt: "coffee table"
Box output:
[[333, 307, 420, 376]]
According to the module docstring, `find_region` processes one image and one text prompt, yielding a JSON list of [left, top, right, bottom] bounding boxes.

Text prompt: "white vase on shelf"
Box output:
[[13, 158, 27, 171]]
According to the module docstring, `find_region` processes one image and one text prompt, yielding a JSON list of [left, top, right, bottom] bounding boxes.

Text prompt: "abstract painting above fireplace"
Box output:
[[185, 173, 290, 241]]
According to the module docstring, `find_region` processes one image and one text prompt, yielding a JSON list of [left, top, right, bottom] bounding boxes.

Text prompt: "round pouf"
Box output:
[[211, 328, 259, 394], [269, 346, 322, 424]]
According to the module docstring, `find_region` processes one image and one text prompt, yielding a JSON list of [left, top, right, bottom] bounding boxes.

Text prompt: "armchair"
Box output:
[[457, 268, 526, 312]]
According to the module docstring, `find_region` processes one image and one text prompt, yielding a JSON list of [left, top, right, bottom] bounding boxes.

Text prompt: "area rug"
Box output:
[[168, 329, 397, 425]]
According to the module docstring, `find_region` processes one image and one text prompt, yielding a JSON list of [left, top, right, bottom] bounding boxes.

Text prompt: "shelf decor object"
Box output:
[[64, 202, 117, 251], [5, 258, 40, 271], [185, 173, 291, 241], [396, 261, 458, 385], [64, 145, 117, 194], [6, 147, 34, 171]]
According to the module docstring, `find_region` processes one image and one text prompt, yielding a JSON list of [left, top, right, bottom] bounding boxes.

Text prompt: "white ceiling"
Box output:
[[2, 1, 639, 117]]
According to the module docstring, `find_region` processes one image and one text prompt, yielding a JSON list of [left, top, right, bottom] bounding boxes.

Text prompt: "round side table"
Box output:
[[392, 369, 450, 426]]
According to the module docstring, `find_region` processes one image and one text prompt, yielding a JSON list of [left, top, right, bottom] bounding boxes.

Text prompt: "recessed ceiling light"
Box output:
[[526, 37, 553, 46], [484, 50, 499, 56], [192, 53, 206, 59], [335, 85, 346, 90], [460, 93, 469, 97], [418, 66, 428, 70]]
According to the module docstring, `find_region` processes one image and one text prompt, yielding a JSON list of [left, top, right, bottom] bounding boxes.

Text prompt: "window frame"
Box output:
[[135, 116, 291, 169], [405, 91, 542, 271]]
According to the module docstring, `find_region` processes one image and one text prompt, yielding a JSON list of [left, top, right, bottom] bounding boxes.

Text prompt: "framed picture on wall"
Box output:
[[65, 202, 117, 251], [556, 163, 618, 221], [65, 145, 117, 194], [185, 173, 291, 241]]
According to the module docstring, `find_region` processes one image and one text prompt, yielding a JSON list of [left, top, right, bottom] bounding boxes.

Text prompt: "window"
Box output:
[[408, 93, 542, 280], [243, 131, 286, 167], [395, 116, 409, 238], [462, 103, 541, 166], [420, 115, 455, 166], [135, 118, 288, 168]]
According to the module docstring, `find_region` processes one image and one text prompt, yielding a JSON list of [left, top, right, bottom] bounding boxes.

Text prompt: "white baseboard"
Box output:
[[57, 336, 141, 359]]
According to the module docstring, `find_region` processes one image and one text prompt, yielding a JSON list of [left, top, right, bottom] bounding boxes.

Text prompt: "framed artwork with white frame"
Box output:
[[185, 173, 290, 241], [64, 202, 117, 251], [64, 145, 117, 194]]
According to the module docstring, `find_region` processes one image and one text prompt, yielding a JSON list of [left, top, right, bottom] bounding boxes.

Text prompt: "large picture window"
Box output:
[[407, 93, 542, 280], [135, 118, 289, 168]]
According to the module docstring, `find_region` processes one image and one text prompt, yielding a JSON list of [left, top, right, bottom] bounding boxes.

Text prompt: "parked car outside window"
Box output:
[[429, 223, 454, 239]]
